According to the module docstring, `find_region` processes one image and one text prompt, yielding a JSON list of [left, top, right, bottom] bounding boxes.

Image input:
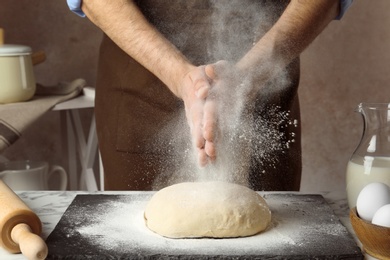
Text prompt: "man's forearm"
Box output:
[[237, 0, 339, 79], [81, 0, 194, 98]]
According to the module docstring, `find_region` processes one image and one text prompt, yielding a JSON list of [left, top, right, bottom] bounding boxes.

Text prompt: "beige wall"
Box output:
[[1, 0, 389, 191], [299, 0, 390, 191]]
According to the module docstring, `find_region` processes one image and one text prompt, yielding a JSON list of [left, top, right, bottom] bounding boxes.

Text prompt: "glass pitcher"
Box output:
[[346, 103, 390, 209]]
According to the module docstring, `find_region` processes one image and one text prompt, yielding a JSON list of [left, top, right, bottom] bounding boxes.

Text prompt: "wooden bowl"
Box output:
[[350, 207, 390, 259]]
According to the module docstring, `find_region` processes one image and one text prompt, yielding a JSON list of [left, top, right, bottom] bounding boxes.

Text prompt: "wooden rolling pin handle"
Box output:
[[11, 223, 48, 260], [0, 28, 4, 45], [0, 180, 47, 258]]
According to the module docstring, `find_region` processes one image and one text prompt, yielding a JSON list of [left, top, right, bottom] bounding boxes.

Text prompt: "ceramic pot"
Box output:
[[0, 44, 36, 104]]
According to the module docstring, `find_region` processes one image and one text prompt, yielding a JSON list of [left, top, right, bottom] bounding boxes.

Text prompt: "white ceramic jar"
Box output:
[[0, 44, 36, 104]]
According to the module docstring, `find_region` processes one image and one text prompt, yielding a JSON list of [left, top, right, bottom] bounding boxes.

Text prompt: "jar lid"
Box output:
[[0, 44, 32, 56]]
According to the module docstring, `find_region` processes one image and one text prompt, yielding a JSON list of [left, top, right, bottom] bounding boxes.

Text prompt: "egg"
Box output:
[[372, 204, 390, 227], [356, 182, 390, 222]]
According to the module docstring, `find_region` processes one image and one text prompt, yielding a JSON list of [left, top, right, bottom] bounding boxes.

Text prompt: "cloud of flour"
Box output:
[[151, 1, 298, 190]]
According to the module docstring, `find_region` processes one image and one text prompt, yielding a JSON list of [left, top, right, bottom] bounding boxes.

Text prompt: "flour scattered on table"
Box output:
[[77, 198, 290, 255], [72, 194, 356, 256]]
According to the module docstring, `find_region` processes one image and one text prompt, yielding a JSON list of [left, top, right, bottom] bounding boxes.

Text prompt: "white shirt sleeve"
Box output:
[[66, 0, 85, 17]]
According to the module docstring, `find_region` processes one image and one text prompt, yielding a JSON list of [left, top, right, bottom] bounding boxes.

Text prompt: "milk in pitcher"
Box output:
[[346, 156, 390, 208]]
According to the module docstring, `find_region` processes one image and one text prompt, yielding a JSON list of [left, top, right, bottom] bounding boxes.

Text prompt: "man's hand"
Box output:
[[181, 61, 250, 168], [180, 66, 217, 167], [201, 61, 255, 165]]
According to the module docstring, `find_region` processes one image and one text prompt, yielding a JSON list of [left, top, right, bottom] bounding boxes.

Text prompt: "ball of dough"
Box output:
[[144, 181, 271, 238]]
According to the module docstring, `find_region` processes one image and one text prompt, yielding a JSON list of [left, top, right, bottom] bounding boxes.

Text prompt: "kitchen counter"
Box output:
[[0, 191, 372, 259]]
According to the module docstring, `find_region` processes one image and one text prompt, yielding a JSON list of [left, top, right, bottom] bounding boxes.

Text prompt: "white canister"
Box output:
[[0, 44, 36, 104]]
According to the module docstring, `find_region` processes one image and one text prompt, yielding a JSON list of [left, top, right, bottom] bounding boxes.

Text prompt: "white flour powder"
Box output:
[[74, 194, 354, 257], [145, 3, 300, 191]]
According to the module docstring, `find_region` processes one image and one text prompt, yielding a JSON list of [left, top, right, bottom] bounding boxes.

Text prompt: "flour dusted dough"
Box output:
[[144, 181, 271, 238]]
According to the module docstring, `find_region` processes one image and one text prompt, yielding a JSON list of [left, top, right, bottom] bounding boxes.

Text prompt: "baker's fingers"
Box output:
[[197, 148, 208, 167], [192, 68, 211, 99], [195, 85, 209, 99], [189, 101, 206, 149], [205, 60, 230, 80], [205, 140, 216, 158], [205, 64, 217, 80], [203, 99, 217, 142]]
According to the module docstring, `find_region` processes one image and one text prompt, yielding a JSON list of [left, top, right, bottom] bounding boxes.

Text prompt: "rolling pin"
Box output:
[[0, 28, 4, 45], [0, 180, 48, 260]]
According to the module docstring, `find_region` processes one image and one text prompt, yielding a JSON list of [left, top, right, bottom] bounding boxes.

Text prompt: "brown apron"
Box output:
[[95, 0, 301, 191]]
